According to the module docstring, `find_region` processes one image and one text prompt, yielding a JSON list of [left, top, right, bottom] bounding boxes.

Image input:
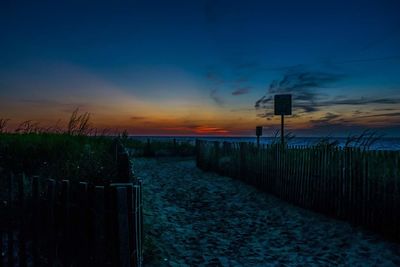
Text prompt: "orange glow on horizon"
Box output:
[[1, 100, 399, 136]]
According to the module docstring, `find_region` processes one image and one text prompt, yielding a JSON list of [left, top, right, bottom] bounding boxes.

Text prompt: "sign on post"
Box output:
[[274, 94, 292, 115], [256, 126, 262, 147], [274, 94, 292, 145], [256, 126, 262, 137]]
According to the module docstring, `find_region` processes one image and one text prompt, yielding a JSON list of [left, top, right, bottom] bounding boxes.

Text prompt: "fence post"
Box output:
[[46, 179, 57, 266], [17, 173, 25, 208], [8, 172, 13, 207], [6, 229, 13, 267], [60, 180, 71, 265], [17, 173, 27, 267], [137, 180, 144, 266], [110, 182, 143, 267], [31, 176, 40, 267], [114, 186, 131, 267], [77, 182, 89, 266], [93, 186, 106, 266], [6, 172, 14, 267], [0, 230, 3, 267]]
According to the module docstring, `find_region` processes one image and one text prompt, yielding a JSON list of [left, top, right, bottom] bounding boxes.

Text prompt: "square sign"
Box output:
[[274, 94, 292, 115], [256, 126, 263, 136]]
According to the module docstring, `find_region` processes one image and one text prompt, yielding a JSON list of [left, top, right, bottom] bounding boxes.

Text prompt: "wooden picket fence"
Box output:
[[0, 142, 143, 267], [196, 140, 400, 241]]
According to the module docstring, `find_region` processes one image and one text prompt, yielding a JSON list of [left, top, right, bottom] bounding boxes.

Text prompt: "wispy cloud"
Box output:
[[255, 67, 345, 117], [310, 112, 341, 126], [130, 116, 146, 120], [254, 96, 272, 109], [206, 70, 224, 85], [163, 125, 229, 135], [210, 89, 224, 106], [316, 97, 400, 107], [358, 112, 400, 118], [232, 87, 251, 96]]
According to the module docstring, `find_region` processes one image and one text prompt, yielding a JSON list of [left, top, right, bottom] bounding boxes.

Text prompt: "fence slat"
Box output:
[[0, 231, 3, 267], [114, 187, 131, 267], [93, 186, 106, 267]]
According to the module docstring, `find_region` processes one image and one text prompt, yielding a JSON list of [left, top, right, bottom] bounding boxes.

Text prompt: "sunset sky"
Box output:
[[1, 0, 400, 136]]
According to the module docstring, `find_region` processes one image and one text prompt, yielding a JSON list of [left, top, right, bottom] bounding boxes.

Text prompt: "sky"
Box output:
[[1, 0, 400, 136]]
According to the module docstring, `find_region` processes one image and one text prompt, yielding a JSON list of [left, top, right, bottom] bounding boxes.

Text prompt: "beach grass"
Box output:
[[0, 132, 118, 184]]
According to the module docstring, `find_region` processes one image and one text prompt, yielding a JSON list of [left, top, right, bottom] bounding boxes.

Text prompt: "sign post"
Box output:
[[256, 126, 262, 147], [274, 94, 292, 146]]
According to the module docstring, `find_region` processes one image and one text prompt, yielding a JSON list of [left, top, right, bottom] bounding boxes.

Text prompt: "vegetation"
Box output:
[[344, 129, 383, 150], [0, 133, 117, 183], [314, 129, 383, 150], [0, 109, 119, 185], [0, 109, 196, 194], [270, 129, 296, 146], [0, 110, 144, 266], [313, 136, 340, 149]]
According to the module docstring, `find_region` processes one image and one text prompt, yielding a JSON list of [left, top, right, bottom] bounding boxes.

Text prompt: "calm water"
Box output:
[[129, 136, 400, 151]]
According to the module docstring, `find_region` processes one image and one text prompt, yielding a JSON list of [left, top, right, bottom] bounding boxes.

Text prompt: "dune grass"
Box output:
[[0, 109, 121, 186], [0, 133, 117, 183]]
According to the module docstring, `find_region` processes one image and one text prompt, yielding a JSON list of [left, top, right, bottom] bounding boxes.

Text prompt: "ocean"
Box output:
[[129, 136, 400, 151]]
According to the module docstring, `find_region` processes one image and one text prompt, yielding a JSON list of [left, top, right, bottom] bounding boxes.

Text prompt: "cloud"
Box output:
[[206, 70, 224, 85], [270, 70, 344, 95], [316, 97, 400, 107], [359, 112, 400, 118], [310, 112, 340, 125], [254, 96, 272, 108], [256, 111, 274, 120], [193, 126, 229, 134], [254, 66, 400, 123], [293, 104, 318, 113], [130, 116, 146, 120], [162, 125, 229, 135], [205, 59, 263, 103], [232, 87, 251, 96], [373, 108, 399, 112], [210, 89, 224, 106], [255, 67, 345, 117]]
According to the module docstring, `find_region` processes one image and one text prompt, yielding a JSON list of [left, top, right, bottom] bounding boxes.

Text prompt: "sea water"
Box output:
[[129, 136, 400, 151]]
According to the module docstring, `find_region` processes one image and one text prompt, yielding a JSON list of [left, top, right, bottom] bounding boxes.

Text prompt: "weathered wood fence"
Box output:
[[0, 142, 143, 267], [196, 140, 400, 241]]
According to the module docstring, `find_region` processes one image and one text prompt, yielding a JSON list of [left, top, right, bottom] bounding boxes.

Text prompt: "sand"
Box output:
[[136, 157, 400, 267]]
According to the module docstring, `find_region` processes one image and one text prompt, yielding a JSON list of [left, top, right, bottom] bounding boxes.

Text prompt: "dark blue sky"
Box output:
[[1, 0, 400, 136]]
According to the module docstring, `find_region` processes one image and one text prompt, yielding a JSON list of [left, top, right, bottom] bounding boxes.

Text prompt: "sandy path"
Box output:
[[136, 157, 400, 267]]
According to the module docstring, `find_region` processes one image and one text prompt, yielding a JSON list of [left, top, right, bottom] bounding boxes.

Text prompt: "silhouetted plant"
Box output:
[[345, 129, 383, 150], [314, 136, 339, 149], [270, 129, 295, 146], [15, 120, 41, 134], [43, 119, 63, 134], [0, 118, 9, 133], [120, 129, 129, 142], [67, 108, 91, 135]]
